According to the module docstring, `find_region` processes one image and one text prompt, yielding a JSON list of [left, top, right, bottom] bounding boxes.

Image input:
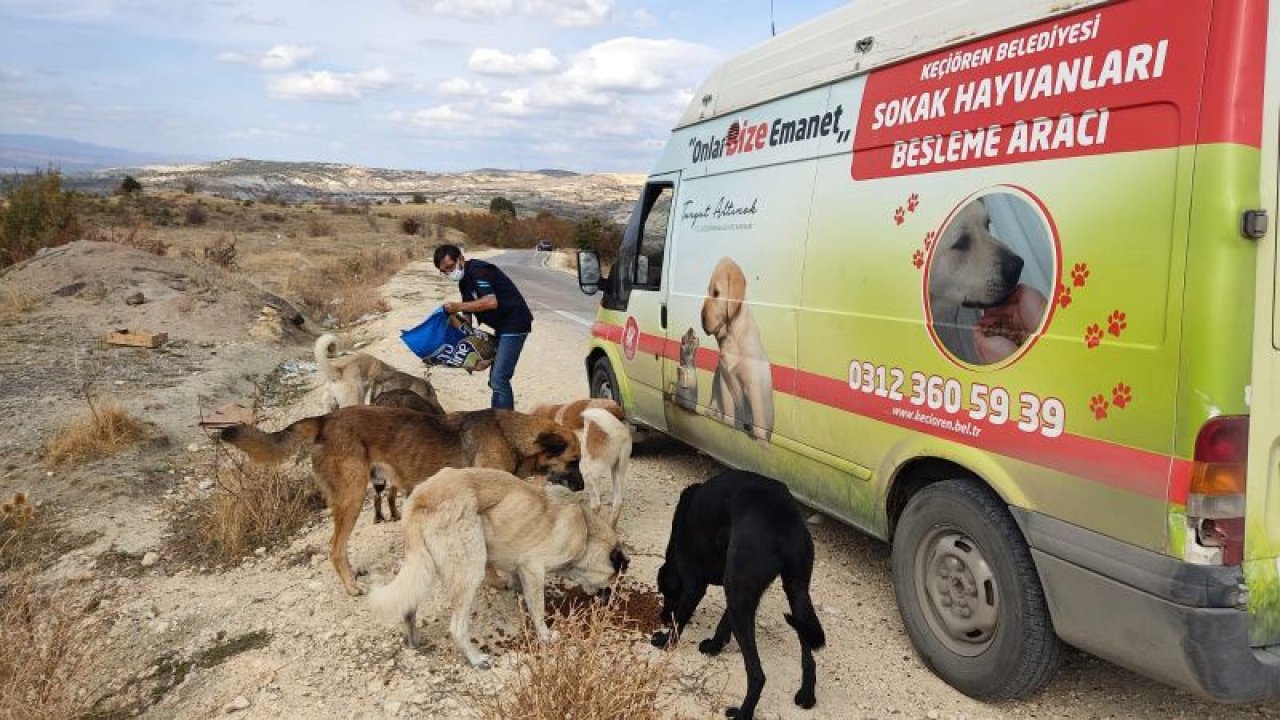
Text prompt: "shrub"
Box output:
[[203, 235, 237, 269], [184, 458, 322, 563], [489, 196, 517, 218], [411, 193, 427, 204], [184, 204, 208, 226], [307, 215, 334, 238], [0, 170, 82, 268], [43, 401, 148, 467], [118, 175, 142, 194], [399, 215, 423, 236]]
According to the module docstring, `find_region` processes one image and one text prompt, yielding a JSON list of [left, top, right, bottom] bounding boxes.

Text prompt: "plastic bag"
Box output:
[[400, 308, 496, 370]]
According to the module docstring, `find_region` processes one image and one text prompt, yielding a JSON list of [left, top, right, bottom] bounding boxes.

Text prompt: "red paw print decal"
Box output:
[[1112, 382, 1132, 409], [912, 250, 924, 269], [1072, 263, 1090, 287], [906, 193, 920, 212], [1084, 323, 1103, 349], [1107, 310, 1127, 337], [894, 207, 905, 225], [1090, 394, 1110, 420], [923, 231, 936, 250], [1056, 283, 1072, 309]]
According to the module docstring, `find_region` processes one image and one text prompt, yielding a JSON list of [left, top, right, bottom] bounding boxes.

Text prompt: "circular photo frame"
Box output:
[[923, 187, 1060, 369]]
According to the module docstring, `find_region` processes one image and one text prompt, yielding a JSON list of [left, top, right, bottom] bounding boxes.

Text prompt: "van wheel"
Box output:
[[590, 359, 619, 403], [891, 479, 1062, 699]]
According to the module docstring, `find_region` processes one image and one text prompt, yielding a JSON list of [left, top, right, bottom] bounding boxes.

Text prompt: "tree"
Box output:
[[489, 196, 517, 218], [573, 215, 609, 250], [119, 175, 142, 194], [411, 193, 427, 205]]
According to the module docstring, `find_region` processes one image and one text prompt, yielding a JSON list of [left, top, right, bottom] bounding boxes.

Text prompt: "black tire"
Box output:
[[589, 358, 620, 403], [891, 479, 1062, 699]]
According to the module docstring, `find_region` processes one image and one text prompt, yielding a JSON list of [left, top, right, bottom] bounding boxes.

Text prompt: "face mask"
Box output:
[[446, 267, 464, 282]]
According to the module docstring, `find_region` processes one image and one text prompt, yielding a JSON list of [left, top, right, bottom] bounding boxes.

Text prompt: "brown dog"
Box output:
[[530, 399, 631, 526], [702, 257, 774, 441], [218, 406, 583, 596], [365, 389, 447, 523]]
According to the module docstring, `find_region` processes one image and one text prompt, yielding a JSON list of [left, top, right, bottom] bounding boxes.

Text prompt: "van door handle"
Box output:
[[660, 303, 667, 329]]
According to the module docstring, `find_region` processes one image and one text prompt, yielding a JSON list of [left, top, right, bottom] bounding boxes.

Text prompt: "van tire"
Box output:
[[590, 359, 620, 403], [891, 479, 1062, 699]]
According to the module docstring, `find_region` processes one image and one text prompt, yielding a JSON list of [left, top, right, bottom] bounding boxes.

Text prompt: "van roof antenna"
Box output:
[[770, 0, 776, 37]]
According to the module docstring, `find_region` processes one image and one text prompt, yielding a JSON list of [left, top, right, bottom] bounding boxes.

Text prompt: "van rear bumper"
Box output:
[[1013, 509, 1280, 702]]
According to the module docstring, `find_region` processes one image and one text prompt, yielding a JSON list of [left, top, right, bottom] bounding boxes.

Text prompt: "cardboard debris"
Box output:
[[106, 329, 167, 348], [197, 402, 256, 429]]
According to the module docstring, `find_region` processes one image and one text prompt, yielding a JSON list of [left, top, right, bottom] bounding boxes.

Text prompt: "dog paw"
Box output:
[[345, 582, 367, 596], [893, 206, 905, 225], [794, 688, 816, 709], [906, 192, 919, 212], [1056, 282, 1072, 309], [1107, 309, 1127, 337], [1112, 382, 1132, 409], [1090, 394, 1109, 420], [911, 249, 924, 269], [1072, 262, 1090, 287], [724, 707, 743, 719], [1084, 323, 1103, 349], [698, 638, 725, 656], [650, 630, 672, 649]]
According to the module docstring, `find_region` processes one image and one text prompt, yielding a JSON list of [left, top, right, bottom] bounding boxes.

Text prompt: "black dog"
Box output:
[[651, 470, 825, 719]]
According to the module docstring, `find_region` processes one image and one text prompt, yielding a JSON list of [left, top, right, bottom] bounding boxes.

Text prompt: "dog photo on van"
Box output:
[[675, 327, 699, 412], [702, 257, 774, 441], [926, 193, 1054, 365]]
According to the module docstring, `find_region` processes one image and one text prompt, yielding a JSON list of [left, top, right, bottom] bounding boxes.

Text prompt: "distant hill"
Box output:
[[64, 158, 645, 223], [0, 134, 203, 173]]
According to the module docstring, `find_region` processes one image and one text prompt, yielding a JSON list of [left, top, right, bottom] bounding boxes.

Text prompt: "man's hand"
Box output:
[[972, 284, 1048, 364], [442, 301, 461, 314]]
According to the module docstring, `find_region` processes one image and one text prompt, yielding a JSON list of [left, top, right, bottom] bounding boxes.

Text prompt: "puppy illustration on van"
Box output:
[[926, 193, 1055, 366], [674, 327, 699, 412], [702, 257, 774, 440]]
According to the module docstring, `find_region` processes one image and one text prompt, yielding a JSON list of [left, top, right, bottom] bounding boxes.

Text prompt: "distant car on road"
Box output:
[[536, 240, 553, 251]]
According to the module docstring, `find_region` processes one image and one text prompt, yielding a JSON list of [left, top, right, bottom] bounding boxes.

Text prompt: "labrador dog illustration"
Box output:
[[315, 333, 445, 414], [927, 197, 1026, 364], [651, 470, 825, 720], [674, 327, 700, 412], [218, 406, 582, 596], [530, 399, 632, 526], [369, 467, 629, 668], [702, 257, 774, 441]]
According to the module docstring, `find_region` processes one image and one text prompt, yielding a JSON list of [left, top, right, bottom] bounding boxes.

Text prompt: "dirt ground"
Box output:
[[2, 234, 1279, 720]]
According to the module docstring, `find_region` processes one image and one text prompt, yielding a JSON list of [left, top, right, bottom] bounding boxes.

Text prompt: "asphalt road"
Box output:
[[486, 249, 601, 329]]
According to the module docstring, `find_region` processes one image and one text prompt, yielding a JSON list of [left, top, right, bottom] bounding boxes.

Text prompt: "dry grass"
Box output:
[[286, 247, 412, 326], [0, 571, 109, 720], [478, 592, 680, 720], [0, 494, 96, 573], [170, 450, 322, 565], [0, 282, 40, 319], [43, 401, 148, 467]]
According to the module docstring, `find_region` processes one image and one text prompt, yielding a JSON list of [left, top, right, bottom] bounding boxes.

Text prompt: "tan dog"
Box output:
[[315, 333, 445, 415], [530, 399, 632, 526], [369, 467, 629, 668], [927, 198, 1026, 363], [701, 257, 774, 441], [218, 406, 583, 596]]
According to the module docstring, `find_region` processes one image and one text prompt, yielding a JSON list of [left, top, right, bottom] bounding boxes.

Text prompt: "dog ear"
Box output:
[[722, 259, 747, 321], [535, 430, 569, 457]]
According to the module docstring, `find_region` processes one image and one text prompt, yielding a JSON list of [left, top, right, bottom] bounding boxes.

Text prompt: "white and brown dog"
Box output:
[[530, 398, 632, 527], [314, 333, 444, 414]]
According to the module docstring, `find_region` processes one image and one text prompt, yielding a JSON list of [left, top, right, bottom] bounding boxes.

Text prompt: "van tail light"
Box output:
[[1189, 415, 1248, 565]]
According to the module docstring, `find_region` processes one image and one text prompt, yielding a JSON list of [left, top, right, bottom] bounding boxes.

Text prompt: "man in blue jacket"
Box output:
[[433, 244, 533, 410]]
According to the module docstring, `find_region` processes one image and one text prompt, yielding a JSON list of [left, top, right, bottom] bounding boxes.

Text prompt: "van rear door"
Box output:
[[1246, 0, 1280, 648]]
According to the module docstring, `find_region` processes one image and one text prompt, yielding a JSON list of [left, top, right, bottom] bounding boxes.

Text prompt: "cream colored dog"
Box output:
[[701, 257, 774, 441], [314, 333, 444, 414], [369, 467, 628, 668], [531, 399, 632, 527]]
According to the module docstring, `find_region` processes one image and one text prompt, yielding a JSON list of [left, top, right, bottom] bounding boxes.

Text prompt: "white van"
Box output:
[[578, 0, 1280, 702]]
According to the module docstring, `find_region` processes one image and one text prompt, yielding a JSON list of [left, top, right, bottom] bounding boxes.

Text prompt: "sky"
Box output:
[[0, 0, 850, 173]]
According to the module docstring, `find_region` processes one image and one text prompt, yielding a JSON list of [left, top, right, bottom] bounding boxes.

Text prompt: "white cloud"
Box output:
[[218, 45, 315, 71], [402, 0, 514, 19], [522, 0, 612, 27], [259, 45, 315, 71], [563, 37, 715, 93], [438, 77, 487, 96], [268, 68, 394, 101], [468, 47, 560, 75], [410, 104, 473, 127]]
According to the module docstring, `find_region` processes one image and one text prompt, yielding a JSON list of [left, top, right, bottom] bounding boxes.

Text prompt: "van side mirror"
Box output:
[[578, 250, 601, 295]]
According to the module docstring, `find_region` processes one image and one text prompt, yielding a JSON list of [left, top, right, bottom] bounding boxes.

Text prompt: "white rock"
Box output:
[[223, 695, 251, 713], [383, 700, 403, 715], [254, 547, 267, 557], [186, 443, 201, 453], [198, 479, 215, 490], [141, 552, 160, 567]]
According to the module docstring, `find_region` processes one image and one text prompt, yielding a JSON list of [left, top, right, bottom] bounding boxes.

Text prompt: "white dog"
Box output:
[[530, 399, 632, 527]]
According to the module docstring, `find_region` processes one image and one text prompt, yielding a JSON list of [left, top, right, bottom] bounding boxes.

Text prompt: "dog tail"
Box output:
[[369, 507, 436, 628], [314, 333, 340, 381], [217, 417, 324, 465]]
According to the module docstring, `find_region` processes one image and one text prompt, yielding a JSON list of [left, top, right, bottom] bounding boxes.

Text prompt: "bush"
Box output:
[[43, 401, 148, 467], [184, 458, 322, 563], [489, 196, 517, 218], [411, 193, 427, 204], [399, 215, 423, 236], [184, 204, 208, 226], [118, 175, 142, 194], [0, 170, 82, 268], [203, 235, 237, 268], [307, 215, 334, 238]]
